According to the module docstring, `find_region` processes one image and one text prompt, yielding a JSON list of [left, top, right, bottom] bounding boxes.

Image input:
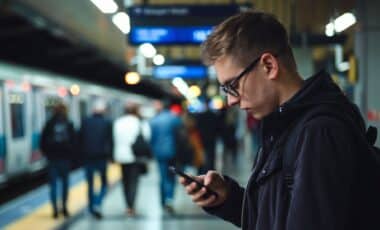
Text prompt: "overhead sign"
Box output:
[[127, 4, 251, 45], [129, 26, 212, 45], [153, 65, 207, 79]]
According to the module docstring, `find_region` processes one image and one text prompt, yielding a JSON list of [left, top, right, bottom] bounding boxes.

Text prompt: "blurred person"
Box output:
[[40, 102, 76, 218], [184, 115, 205, 173], [149, 100, 182, 214], [180, 11, 380, 230], [173, 109, 194, 171], [79, 99, 113, 219], [113, 103, 151, 217], [220, 107, 239, 164], [195, 101, 220, 173]]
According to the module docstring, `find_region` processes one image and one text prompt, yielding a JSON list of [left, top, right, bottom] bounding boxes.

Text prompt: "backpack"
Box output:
[[131, 121, 152, 159], [277, 107, 380, 193], [275, 106, 380, 228], [46, 120, 71, 151]]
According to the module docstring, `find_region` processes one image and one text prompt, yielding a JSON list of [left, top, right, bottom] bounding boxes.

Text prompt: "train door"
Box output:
[[3, 82, 32, 175]]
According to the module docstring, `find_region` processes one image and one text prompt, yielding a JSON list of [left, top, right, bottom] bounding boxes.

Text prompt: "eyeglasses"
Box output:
[[220, 55, 262, 97]]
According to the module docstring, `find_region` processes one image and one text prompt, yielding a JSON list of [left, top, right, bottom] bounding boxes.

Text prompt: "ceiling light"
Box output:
[[325, 22, 335, 37], [334, 13, 356, 33], [153, 54, 165, 65], [112, 12, 130, 34], [325, 12, 356, 36], [139, 43, 157, 58], [70, 84, 80, 96], [125, 72, 141, 85], [90, 0, 118, 14]]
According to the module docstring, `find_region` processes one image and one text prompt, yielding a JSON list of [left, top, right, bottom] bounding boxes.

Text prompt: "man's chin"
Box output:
[[247, 110, 262, 120]]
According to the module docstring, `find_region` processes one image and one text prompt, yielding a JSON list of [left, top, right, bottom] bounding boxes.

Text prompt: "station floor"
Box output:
[[0, 145, 253, 230]]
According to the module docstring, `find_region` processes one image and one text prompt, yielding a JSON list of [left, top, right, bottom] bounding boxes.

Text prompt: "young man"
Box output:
[[180, 11, 379, 230]]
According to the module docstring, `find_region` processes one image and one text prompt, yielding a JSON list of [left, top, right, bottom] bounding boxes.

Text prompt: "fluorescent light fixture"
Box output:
[[139, 43, 157, 58], [90, 0, 118, 14], [334, 13, 356, 33], [325, 22, 335, 37], [153, 54, 165, 65], [112, 12, 130, 34], [325, 12, 356, 36], [172, 77, 191, 99], [335, 45, 350, 72]]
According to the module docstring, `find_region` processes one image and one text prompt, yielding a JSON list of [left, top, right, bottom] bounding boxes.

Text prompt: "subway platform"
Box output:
[[0, 149, 252, 230]]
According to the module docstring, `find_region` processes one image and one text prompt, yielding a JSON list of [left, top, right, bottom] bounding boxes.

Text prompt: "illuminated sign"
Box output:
[[129, 26, 212, 45], [127, 4, 250, 45], [153, 65, 207, 79]]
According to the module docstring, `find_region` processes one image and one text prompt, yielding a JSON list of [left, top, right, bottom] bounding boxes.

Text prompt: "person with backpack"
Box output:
[[79, 99, 113, 219], [179, 11, 380, 230], [40, 102, 76, 219], [113, 103, 151, 217]]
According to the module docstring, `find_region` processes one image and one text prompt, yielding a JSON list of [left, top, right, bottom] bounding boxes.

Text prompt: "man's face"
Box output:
[[214, 55, 278, 119]]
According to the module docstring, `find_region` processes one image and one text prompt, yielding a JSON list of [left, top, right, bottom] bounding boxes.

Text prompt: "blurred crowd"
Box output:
[[40, 98, 261, 219]]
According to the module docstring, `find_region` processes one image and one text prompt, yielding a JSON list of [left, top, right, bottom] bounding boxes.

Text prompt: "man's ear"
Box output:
[[261, 53, 279, 80]]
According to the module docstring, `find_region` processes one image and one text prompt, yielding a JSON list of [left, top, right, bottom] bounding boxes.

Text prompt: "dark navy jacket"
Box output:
[[205, 71, 379, 230], [79, 113, 113, 161]]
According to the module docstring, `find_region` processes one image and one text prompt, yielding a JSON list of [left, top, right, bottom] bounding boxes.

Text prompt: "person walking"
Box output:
[[79, 99, 113, 219], [113, 103, 151, 217], [149, 100, 182, 214], [40, 103, 76, 218]]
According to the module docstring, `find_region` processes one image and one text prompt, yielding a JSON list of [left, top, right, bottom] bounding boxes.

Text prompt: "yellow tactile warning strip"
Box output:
[[5, 164, 121, 230]]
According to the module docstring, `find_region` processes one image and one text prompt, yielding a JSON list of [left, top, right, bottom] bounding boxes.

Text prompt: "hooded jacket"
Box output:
[[205, 71, 378, 230]]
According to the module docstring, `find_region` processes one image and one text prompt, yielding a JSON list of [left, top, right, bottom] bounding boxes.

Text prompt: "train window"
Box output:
[[44, 97, 61, 121], [9, 93, 25, 138]]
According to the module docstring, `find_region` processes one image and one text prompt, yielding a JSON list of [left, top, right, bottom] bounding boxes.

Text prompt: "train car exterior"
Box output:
[[0, 61, 151, 185]]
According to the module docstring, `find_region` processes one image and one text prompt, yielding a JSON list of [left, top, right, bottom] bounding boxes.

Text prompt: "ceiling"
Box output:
[[0, 0, 356, 99], [0, 0, 172, 99]]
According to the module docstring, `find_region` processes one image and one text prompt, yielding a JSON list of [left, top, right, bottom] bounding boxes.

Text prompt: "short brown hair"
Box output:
[[201, 11, 296, 69], [54, 103, 68, 118]]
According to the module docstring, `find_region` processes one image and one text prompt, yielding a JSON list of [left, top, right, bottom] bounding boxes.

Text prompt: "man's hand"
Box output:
[[179, 170, 228, 208]]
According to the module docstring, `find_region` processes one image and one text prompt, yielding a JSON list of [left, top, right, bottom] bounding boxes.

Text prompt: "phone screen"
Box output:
[[169, 166, 218, 197]]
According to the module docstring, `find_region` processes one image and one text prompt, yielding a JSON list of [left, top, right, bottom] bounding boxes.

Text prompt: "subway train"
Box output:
[[0, 61, 153, 186]]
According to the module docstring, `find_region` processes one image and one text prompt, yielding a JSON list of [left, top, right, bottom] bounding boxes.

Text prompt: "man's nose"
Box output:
[[227, 94, 240, 107]]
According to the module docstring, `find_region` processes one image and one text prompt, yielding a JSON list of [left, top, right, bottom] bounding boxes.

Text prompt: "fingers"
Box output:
[[203, 170, 217, 186], [178, 173, 220, 207], [189, 186, 217, 207]]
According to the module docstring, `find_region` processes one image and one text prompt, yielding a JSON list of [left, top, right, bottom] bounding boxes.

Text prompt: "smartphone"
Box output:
[[169, 166, 218, 197]]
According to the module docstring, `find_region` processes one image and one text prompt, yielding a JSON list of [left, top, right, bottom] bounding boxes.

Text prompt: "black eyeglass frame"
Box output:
[[220, 55, 262, 97]]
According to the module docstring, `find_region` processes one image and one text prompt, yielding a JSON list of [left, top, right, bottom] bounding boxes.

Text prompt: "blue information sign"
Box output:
[[153, 65, 207, 79], [129, 26, 213, 45]]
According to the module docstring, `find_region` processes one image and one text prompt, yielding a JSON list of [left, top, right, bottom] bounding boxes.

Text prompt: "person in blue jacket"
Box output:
[[180, 10, 380, 230], [149, 100, 181, 214]]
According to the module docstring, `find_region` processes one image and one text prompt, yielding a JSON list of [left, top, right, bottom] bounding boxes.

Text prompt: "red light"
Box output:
[[58, 87, 67, 97]]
